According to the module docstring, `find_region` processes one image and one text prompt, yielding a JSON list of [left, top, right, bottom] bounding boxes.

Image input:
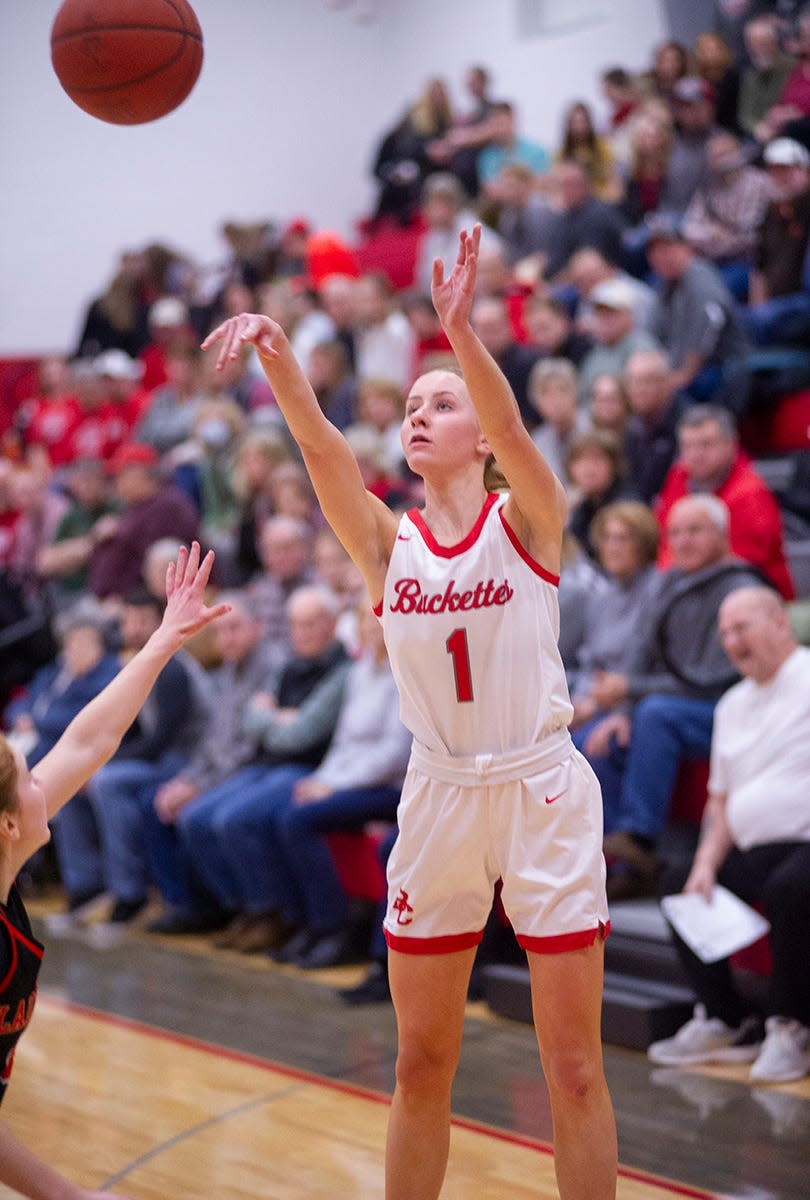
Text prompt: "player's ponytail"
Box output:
[[484, 453, 509, 492], [0, 735, 18, 815]]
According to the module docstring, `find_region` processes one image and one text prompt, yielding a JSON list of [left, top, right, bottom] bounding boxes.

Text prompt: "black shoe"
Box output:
[[145, 908, 230, 935], [108, 896, 148, 924], [298, 927, 360, 969], [339, 961, 391, 1005], [267, 927, 315, 964], [68, 887, 106, 912]]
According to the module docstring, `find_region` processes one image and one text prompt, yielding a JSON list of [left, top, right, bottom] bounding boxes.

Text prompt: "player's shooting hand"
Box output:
[[153, 541, 230, 652], [201, 313, 284, 371], [431, 224, 481, 333]]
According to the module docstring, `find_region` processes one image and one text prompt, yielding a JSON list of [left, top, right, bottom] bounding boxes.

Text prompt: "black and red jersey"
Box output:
[[0, 884, 43, 1105]]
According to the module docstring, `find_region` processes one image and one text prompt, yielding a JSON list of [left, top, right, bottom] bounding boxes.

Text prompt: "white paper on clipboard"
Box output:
[[660, 885, 771, 964]]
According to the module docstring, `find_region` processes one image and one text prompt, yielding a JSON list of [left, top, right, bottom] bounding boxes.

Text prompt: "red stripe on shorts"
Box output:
[[385, 928, 485, 954], [517, 921, 611, 955]]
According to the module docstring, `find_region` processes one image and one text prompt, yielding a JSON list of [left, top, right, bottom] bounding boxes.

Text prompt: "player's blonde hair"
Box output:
[[0, 735, 19, 816]]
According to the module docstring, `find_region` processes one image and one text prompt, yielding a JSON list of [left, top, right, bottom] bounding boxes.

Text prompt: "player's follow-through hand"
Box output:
[[431, 223, 481, 333], [201, 313, 283, 370]]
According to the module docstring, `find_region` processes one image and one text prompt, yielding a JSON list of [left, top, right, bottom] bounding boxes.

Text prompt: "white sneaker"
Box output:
[[648, 1004, 762, 1066], [42, 891, 111, 938], [750, 1017, 810, 1083]]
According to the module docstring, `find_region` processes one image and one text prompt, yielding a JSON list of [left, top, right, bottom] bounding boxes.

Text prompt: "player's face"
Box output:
[[401, 373, 487, 478]]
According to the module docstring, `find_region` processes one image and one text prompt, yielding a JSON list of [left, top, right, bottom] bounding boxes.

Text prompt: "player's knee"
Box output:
[[395, 1030, 459, 1097], [541, 1044, 603, 1105]]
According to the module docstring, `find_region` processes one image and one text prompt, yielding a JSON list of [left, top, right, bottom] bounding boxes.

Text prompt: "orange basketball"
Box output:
[[50, 0, 203, 125]]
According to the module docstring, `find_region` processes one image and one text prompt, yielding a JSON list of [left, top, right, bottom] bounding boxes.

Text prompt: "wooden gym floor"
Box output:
[[2, 904, 808, 1200]]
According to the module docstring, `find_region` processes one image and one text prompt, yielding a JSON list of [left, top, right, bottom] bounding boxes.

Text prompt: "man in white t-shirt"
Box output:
[[648, 587, 810, 1083]]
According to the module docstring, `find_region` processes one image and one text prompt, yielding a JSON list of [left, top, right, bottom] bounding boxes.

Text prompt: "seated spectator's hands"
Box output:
[[582, 712, 631, 759], [201, 313, 285, 371], [91, 513, 121, 543], [569, 696, 597, 730], [589, 670, 628, 710], [294, 778, 334, 806], [250, 691, 276, 712], [12, 714, 35, 734], [683, 858, 715, 904], [426, 137, 452, 163], [154, 777, 199, 823]]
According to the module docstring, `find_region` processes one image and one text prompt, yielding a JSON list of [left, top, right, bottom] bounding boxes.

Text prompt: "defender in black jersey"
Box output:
[[0, 543, 227, 1200]]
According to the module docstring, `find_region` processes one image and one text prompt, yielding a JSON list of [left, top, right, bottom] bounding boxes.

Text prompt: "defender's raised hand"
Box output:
[[158, 541, 231, 648]]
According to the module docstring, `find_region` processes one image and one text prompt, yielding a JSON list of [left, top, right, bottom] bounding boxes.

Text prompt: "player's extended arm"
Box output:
[[34, 543, 229, 820], [431, 226, 567, 570], [201, 315, 397, 598]]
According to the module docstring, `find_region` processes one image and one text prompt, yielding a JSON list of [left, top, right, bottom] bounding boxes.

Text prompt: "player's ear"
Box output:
[[0, 809, 20, 842]]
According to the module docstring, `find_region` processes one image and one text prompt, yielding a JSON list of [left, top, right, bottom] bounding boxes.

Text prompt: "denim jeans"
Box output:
[[581, 694, 716, 842], [87, 752, 187, 901], [178, 764, 310, 913], [50, 790, 103, 900], [742, 292, 810, 348], [277, 784, 401, 932]]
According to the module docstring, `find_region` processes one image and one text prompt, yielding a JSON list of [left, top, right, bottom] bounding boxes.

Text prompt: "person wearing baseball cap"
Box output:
[[577, 277, 660, 403], [646, 213, 751, 411], [661, 76, 720, 216], [745, 136, 810, 346]]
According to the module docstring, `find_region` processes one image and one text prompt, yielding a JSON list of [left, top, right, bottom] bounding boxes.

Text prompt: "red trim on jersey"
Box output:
[[517, 920, 610, 955], [0, 915, 18, 994], [384, 928, 484, 954], [372, 598, 383, 617], [407, 492, 499, 558], [498, 511, 560, 586], [0, 910, 43, 993]]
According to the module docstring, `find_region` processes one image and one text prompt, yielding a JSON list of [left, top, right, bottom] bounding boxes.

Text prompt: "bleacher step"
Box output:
[[482, 964, 696, 1052]]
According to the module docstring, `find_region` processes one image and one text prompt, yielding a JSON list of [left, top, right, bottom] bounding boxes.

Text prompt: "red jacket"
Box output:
[[655, 451, 795, 600]]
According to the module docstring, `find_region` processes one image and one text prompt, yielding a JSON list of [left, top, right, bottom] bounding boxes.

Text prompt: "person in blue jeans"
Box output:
[[259, 602, 412, 967], [81, 590, 213, 939], [576, 494, 767, 899], [149, 584, 350, 940]]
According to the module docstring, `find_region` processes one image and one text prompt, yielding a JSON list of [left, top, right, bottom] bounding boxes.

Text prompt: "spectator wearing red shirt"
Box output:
[[95, 348, 153, 428], [656, 404, 794, 599], [20, 356, 82, 469], [139, 298, 197, 391]]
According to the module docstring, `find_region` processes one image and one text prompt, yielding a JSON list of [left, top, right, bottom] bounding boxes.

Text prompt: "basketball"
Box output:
[[50, 0, 203, 125]]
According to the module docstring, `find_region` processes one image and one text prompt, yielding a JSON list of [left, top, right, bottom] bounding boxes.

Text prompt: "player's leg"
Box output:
[[528, 940, 617, 1200], [385, 945, 477, 1200]]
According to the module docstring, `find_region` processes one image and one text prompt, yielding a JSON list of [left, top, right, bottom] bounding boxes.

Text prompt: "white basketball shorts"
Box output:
[[383, 729, 609, 955]]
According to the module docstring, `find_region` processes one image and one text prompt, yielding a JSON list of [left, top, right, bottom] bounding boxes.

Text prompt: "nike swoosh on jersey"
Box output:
[[397, 534, 411, 541], [544, 791, 566, 805]]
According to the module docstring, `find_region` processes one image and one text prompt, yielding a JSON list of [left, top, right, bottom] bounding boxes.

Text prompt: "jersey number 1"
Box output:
[[445, 627, 474, 703]]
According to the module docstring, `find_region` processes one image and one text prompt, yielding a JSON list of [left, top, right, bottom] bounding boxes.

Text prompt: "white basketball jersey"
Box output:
[[376, 492, 573, 757]]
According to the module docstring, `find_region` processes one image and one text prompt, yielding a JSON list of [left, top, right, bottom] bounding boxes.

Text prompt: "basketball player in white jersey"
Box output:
[[203, 226, 617, 1200]]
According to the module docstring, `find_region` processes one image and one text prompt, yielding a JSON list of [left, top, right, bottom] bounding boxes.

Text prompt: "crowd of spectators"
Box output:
[[2, 4, 810, 1016]]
